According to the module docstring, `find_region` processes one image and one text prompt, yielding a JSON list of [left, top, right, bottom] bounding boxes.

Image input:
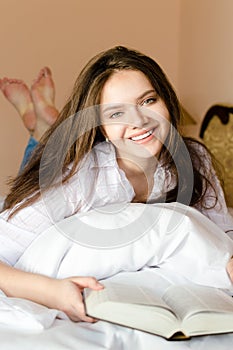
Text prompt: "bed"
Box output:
[[1, 274, 233, 350], [1, 306, 233, 350], [0, 103, 233, 349], [0, 201, 233, 350]]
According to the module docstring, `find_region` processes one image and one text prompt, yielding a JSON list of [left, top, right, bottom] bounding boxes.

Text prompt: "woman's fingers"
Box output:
[[70, 276, 104, 290], [60, 276, 103, 322], [71, 314, 98, 323], [67, 299, 98, 323]]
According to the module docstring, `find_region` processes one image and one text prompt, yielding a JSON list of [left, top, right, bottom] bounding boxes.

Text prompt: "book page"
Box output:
[[84, 280, 180, 339], [84, 270, 190, 338], [97, 281, 175, 313], [103, 267, 189, 298], [162, 284, 233, 320]]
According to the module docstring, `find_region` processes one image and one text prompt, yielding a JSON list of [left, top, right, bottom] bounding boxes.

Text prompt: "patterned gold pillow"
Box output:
[[203, 114, 233, 207]]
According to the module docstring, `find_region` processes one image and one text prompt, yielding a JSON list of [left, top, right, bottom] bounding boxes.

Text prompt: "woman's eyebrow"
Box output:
[[137, 89, 156, 101], [102, 104, 125, 114], [101, 90, 156, 114]]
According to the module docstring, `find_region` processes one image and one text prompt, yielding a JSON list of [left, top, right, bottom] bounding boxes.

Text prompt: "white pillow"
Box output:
[[15, 202, 233, 289]]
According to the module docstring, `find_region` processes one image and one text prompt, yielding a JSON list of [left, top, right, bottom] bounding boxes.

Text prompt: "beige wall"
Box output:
[[179, 0, 233, 122], [0, 0, 180, 196], [1, 0, 233, 196]]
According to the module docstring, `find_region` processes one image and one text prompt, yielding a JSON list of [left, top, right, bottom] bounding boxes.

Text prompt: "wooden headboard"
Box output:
[[200, 105, 233, 138], [199, 104, 233, 207]]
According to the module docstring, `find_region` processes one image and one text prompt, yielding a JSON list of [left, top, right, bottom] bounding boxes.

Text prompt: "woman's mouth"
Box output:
[[129, 128, 155, 143]]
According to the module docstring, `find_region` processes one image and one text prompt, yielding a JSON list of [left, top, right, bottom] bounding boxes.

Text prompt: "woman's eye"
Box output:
[[110, 111, 123, 119], [142, 97, 156, 106]]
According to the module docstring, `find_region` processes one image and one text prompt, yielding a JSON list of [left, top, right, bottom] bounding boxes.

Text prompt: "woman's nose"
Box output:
[[126, 105, 149, 128]]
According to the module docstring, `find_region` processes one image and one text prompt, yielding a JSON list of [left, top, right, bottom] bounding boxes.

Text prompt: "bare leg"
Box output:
[[0, 78, 36, 133], [31, 67, 59, 140]]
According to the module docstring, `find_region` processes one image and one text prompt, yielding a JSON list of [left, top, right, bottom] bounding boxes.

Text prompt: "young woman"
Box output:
[[0, 46, 232, 321]]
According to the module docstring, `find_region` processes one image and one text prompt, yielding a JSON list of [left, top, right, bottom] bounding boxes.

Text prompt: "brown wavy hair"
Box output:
[[3, 46, 220, 216]]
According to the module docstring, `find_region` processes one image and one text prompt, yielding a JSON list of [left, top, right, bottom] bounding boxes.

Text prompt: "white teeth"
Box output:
[[131, 129, 153, 141]]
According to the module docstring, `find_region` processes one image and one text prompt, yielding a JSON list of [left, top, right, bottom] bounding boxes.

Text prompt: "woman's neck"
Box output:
[[116, 153, 158, 177], [116, 155, 158, 203]]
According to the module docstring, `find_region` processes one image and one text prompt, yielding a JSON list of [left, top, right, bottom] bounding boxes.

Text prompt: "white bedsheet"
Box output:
[[1, 308, 233, 350], [2, 318, 232, 350], [1, 269, 233, 350], [0, 202, 233, 349]]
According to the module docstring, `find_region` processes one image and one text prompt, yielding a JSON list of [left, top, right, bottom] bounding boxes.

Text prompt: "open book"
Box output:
[[84, 280, 233, 340]]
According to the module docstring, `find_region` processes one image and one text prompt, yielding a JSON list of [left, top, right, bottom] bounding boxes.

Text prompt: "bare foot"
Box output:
[[31, 67, 59, 139], [0, 78, 36, 132]]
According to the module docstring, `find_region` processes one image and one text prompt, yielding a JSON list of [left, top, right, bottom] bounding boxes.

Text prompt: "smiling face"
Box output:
[[100, 69, 171, 160]]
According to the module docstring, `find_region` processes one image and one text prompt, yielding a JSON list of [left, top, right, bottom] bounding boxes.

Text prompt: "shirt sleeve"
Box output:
[[0, 216, 39, 266], [0, 169, 83, 266]]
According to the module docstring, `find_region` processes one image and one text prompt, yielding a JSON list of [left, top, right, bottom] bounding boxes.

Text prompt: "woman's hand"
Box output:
[[226, 257, 233, 283], [47, 276, 104, 322], [0, 262, 103, 322]]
